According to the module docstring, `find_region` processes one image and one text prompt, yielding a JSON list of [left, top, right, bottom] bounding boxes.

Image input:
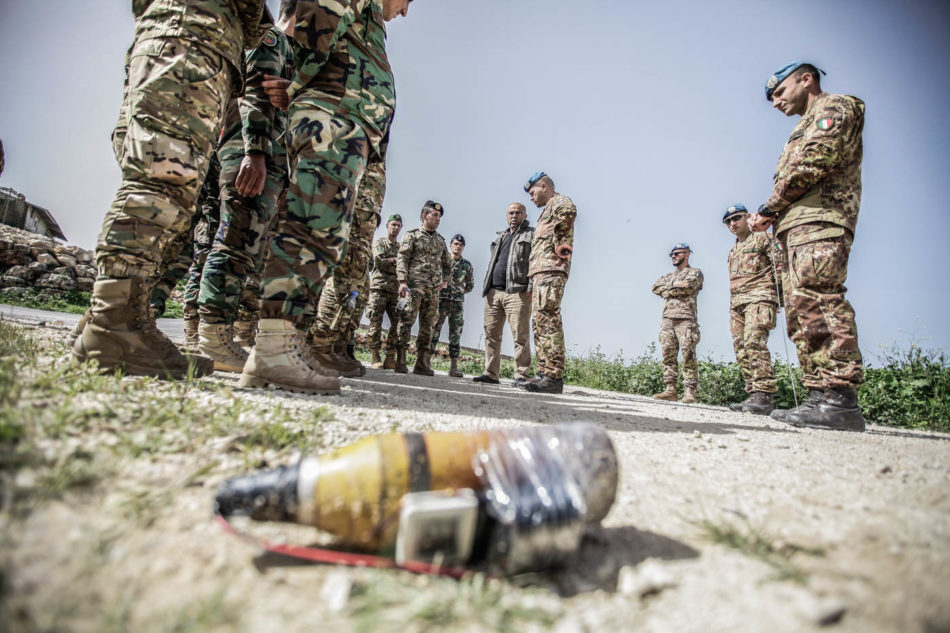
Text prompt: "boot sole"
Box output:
[[74, 351, 212, 380], [237, 373, 340, 395], [212, 360, 246, 373]]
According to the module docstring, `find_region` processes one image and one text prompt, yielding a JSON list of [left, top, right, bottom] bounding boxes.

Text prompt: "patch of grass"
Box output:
[[698, 517, 825, 585], [0, 288, 92, 315]]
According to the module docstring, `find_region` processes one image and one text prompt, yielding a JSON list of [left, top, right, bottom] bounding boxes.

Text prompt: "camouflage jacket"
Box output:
[[439, 257, 475, 302], [396, 228, 452, 290], [529, 193, 577, 278], [652, 267, 704, 321], [728, 232, 778, 308], [219, 26, 293, 160], [370, 236, 400, 293], [132, 0, 271, 87], [767, 93, 865, 238], [291, 0, 395, 159]]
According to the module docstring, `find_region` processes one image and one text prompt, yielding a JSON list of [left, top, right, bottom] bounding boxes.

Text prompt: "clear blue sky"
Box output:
[[1, 0, 948, 365]]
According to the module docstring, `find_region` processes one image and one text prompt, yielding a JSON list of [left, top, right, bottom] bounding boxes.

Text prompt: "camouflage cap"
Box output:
[[387, 214, 402, 223], [451, 233, 466, 245], [765, 62, 826, 101], [722, 203, 748, 222], [670, 242, 692, 255], [524, 171, 547, 192], [423, 200, 444, 215]]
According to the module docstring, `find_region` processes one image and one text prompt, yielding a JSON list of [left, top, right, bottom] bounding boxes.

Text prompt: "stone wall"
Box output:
[[0, 224, 96, 293]]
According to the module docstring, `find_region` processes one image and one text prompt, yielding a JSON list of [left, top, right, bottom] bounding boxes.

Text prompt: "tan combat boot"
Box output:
[[232, 319, 257, 352], [183, 315, 200, 349], [652, 384, 678, 401], [382, 349, 396, 370], [198, 322, 249, 373], [394, 349, 409, 374], [681, 386, 697, 404], [74, 278, 212, 379], [448, 357, 463, 378], [309, 340, 362, 378], [67, 308, 92, 348], [238, 319, 340, 395], [334, 340, 365, 377], [370, 348, 383, 369], [413, 350, 435, 376]]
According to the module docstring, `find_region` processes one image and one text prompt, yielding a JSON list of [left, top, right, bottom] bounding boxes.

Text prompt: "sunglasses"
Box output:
[[724, 214, 747, 224]]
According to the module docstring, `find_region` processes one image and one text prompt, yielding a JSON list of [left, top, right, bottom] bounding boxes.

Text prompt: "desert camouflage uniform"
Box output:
[[366, 235, 401, 351], [96, 0, 270, 280], [652, 267, 703, 388], [768, 93, 865, 390], [309, 158, 385, 346], [429, 256, 474, 359], [395, 228, 452, 353], [528, 193, 576, 380], [729, 231, 779, 393], [198, 25, 292, 325], [258, 1, 395, 323]]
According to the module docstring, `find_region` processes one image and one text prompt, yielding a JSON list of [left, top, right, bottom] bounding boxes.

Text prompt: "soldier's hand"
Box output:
[[748, 213, 775, 232], [398, 283, 410, 297], [262, 75, 291, 111], [235, 154, 267, 197], [436, 282, 447, 292], [555, 244, 573, 259]]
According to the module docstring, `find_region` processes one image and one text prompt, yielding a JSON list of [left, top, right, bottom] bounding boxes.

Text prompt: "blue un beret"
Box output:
[[722, 203, 748, 222], [670, 242, 691, 255], [765, 62, 826, 101], [524, 171, 547, 192]]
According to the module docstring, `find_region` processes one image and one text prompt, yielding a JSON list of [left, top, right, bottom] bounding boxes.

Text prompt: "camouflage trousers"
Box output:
[[430, 299, 464, 359], [182, 155, 222, 320], [781, 224, 864, 389], [259, 96, 368, 323], [659, 318, 699, 388], [198, 139, 285, 325], [730, 301, 777, 393], [309, 159, 384, 346], [236, 273, 263, 322], [97, 37, 230, 280], [531, 272, 567, 380], [366, 289, 399, 352], [149, 211, 199, 318], [396, 286, 439, 354]]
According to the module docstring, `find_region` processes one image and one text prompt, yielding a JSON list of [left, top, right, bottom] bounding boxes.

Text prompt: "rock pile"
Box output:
[[0, 224, 96, 293]]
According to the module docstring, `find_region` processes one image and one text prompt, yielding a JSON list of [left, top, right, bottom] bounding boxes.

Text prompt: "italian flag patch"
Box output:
[[816, 117, 835, 131]]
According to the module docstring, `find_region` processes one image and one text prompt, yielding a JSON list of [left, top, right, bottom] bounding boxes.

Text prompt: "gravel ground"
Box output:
[[2, 312, 949, 633]]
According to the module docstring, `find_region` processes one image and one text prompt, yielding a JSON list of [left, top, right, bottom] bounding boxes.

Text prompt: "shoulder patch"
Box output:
[[263, 31, 278, 47], [816, 117, 835, 131]]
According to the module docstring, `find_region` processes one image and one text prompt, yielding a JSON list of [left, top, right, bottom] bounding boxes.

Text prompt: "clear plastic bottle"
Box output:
[[396, 288, 411, 312]]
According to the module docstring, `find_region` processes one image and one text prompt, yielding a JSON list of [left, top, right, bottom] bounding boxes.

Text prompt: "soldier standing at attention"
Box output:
[[652, 243, 704, 403], [723, 204, 779, 415], [429, 234, 475, 378], [367, 214, 403, 369], [74, 0, 271, 379], [521, 172, 576, 395], [749, 62, 867, 432], [394, 201, 452, 376], [239, 0, 413, 395]]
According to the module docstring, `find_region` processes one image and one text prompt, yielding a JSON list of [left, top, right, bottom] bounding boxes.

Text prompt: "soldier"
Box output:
[[196, 15, 294, 373], [239, 0, 412, 395], [429, 234, 474, 378], [522, 172, 576, 395], [651, 243, 704, 403], [723, 204, 779, 414], [366, 213, 403, 369], [749, 62, 867, 432], [474, 203, 535, 386], [393, 201, 452, 376], [73, 0, 271, 379], [308, 159, 385, 377]]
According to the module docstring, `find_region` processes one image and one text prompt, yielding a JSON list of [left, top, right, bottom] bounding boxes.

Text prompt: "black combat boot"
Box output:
[[525, 373, 564, 394], [740, 391, 774, 415], [784, 387, 866, 432], [473, 374, 499, 384], [770, 389, 823, 422]]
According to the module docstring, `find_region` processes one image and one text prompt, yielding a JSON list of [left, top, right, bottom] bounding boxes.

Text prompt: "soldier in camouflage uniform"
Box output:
[[366, 213, 403, 368], [722, 204, 779, 415], [429, 234, 475, 378], [308, 158, 385, 377], [74, 0, 271, 379], [750, 62, 866, 432], [394, 201, 452, 376], [180, 158, 222, 347], [522, 172, 576, 395], [196, 21, 294, 373], [240, 0, 411, 396], [652, 243, 704, 403]]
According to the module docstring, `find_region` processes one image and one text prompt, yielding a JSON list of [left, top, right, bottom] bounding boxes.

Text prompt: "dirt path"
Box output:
[[2, 319, 948, 633]]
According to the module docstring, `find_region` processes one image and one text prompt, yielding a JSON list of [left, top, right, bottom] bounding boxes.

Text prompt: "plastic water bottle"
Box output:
[[396, 288, 411, 312], [345, 290, 358, 310]]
